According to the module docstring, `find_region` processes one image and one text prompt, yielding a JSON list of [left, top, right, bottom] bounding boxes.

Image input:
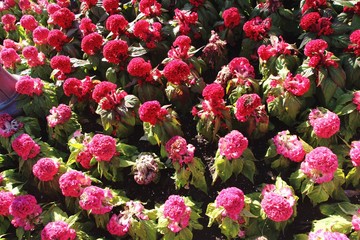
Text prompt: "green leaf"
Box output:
[[66, 212, 81, 227], [188, 158, 208, 193], [307, 185, 330, 205], [231, 158, 243, 176], [205, 203, 223, 227], [220, 217, 239, 239], [176, 228, 192, 240], [106, 67, 117, 83], [338, 103, 357, 115], [346, 167, 360, 187], [212, 156, 232, 184], [242, 158, 256, 183]]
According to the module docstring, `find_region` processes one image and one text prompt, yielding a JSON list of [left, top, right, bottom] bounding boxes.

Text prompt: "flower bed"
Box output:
[[0, 0, 360, 239]]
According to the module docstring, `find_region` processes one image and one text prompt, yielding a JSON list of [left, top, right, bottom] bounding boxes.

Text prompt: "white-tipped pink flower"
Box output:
[[218, 130, 248, 160], [163, 195, 191, 233], [273, 130, 305, 162]]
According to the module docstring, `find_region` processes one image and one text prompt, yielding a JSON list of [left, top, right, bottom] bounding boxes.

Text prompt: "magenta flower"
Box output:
[[32, 158, 60, 181], [165, 136, 195, 165], [218, 130, 248, 160], [308, 229, 349, 240], [139, 100, 168, 125], [163, 195, 191, 233], [222, 7, 241, 29], [0, 191, 15, 216], [273, 131, 305, 162], [0, 113, 23, 138], [216, 187, 245, 221], [353, 91, 360, 111], [15, 76, 43, 96], [352, 209, 360, 231], [59, 170, 91, 197], [47, 104, 72, 127], [235, 94, 262, 122], [308, 108, 340, 138], [284, 73, 311, 97], [11, 133, 41, 160], [350, 141, 360, 167], [79, 186, 113, 214], [88, 134, 117, 162], [41, 221, 76, 240]]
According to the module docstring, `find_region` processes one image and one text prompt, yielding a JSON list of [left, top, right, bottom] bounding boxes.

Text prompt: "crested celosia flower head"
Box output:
[[218, 130, 248, 160], [0, 191, 15, 216], [47, 29, 68, 51], [1, 14, 17, 32], [304, 39, 328, 57], [9, 194, 42, 231], [47, 3, 61, 14], [133, 152, 159, 185], [79, 18, 96, 36], [222, 7, 241, 29], [352, 209, 360, 231], [51, 8, 75, 29], [127, 57, 152, 78], [0, 114, 23, 138], [243, 16, 271, 41], [103, 40, 128, 64], [0, 48, 21, 69], [350, 141, 360, 167], [107, 212, 130, 236], [300, 147, 338, 184], [88, 134, 117, 162], [174, 9, 198, 35], [22, 46, 45, 67], [163, 195, 191, 233], [303, 39, 338, 68], [103, 0, 118, 14], [166, 136, 195, 165], [308, 108, 340, 138], [302, 0, 327, 13], [91, 81, 117, 103], [228, 57, 255, 79], [133, 20, 162, 49], [202, 83, 224, 102], [15, 76, 43, 96], [168, 35, 192, 59], [139, 100, 168, 125], [105, 14, 128, 38], [284, 73, 311, 96], [79, 186, 113, 214], [32, 158, 60, 181], [81, 32, 103, 55], [348, 30, 360, 56], [20, 15, 38, 31], [47, 104, 72, 127], [163, 59, 190, 84], [189, 0, 205, 7], [3, 39, 20, 50], [41, 221, 76, 240], [139, 0, 162, 16], [76, 150, 93, 169], [235, 94, 262, 122], [59, 170, 91, 197], [261, 184, 295, 222], [308, 230, 349, 240], [273, 131, 305, 162], [216, 187, 245, 221], [300, 12, 333, 36], [63, 76, 93, 100], [12, 133, 41, 160], [50, 55, 72, 80]]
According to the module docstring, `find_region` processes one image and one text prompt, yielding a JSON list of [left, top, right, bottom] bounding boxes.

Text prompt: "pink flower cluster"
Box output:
[[196, 83, 227, 117], [47, 29, 69, 52], [32, 158, 60, 181], [9, 194, 42, 231], [243, 17, 271, 41], [133, 153, 159, 185], [348, 30, 360, 56], [218, 130, 248, 160], [308, 108, 340, 138], [301, 0, 327, 13], [88, 134, 117, 162], [63, 76, 93, 101], [166, 136, 195, 165], [167, 35, 192, 60], [103, 40, 128, 64], [283, 73, 311, 96], [350, 141, 360, 167], [139, 100, 168, 125], [261, 184, 296, 222], [91, 81, 128, 110], [228, 57, 255, 81], [352, 209, 360, 231], [0, 113, 23, 138], [189, 0, 205, 7], [33, 26, 49, 45], [79, 186, 113, 214], [257, 36, 291, 61], [215, 187, 245, 221], [0, 191, 15, 216], [222, 7, 241, 29], [0, 47, 21, 69], [107, 201, 148, 236], [127, 57, 152, 80], [163, 59, 190, 84], [1, 14, 17, 32], [47, 104, 72, 127], [174, 9, 198, 36], [11, 133, 41, 160], [300, 147, 338, 184], [41, 221, 76, 240], [133, 20, 162, 49], [308, 229, 349, 240], [59, 170, 91, 197], [273, 131, 305, 162], [20, 15, 38, 31], [81, 32, 103, 55], [79, 18, 96, 36], [300, 12, 333, 36], [103, 0, 118, 14], [353, 91, 360, 111], [50, 7, 75, 29], [235, 93, 262, 122], [139, 0, 162, 17], [15, 76, 43, 96], [105, 14, 128, 38], [22, 46, 45, 67], [50, 55, 72, 80], [304, 39, 338, 68], [163, 195, 191, 233]]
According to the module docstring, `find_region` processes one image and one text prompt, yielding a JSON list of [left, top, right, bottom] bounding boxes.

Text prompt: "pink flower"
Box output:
[[20, 15, 38, 31], [235, 94, 262, 122], [218, 130, 248, 160], [174, 9, 198, 35], [47, 3, 61, 14], [92, 81, 117, 103], [189, 0, 205, 7], [103, 0, 118, 14], [0, 48, 21, 69], [51, 8, 75, 29], [202, 83, 224, 102], [163, 195, 191, 233], [273, 131, 305, 162], [50, 55, 72, 80], [308, 230, 349, 240], [41, 221, 76, 240], [79, 186, 113, 214], [243, 17, 271, 41], [166, 136, 195, 165], [11, 133, 41, 160], [228, 57, 255, 79], [168, 35, 192, 59], [257, 36, 291, 61], [133, 20, 162, 48], [139, 0, 162, 16], [63, 76, 93, 100], [257, 45, 276, 61], [308, 108, 340, 138], [79, 18, 96, 36], [107, 213, 130, 236], [302, 0, 327, 13], [133, 153, 159, 185], [3, 39, 20, 50], [0, 191, 15, 216], [76, 150, 93, 169], [32, 158, 60, 181], [127, 57, 152, 78], [139, 100, 168, 125], [350, 141, 360, 167], [15, 76, 43, 96], [22, 46, 46, 67], [261, 185, 295, 222], [353, 91, 360, 111], [216, 187, 245, 221], [352, 209, 360, 231], [0, 113, 23, 138], [1, 14, 17, 32], [47, 104, 72, 127], [105, 14, 128, 38], [304, 39, 337, 68], [222, 7, 241, 29], [284, 73, 311, 96], [103, 40, 128, 64], [81, 32, 103, 55], [19, 0, 31, 10], [88, 134, 117, 162], [9, 194, 42, 231], [47, 29, 68, 52], [348, 30, 360, 56], [300, 147, 338, 184], [300, 12, 333, 36], [163, 59, 190, 84], [59, 170, 91, 197]]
